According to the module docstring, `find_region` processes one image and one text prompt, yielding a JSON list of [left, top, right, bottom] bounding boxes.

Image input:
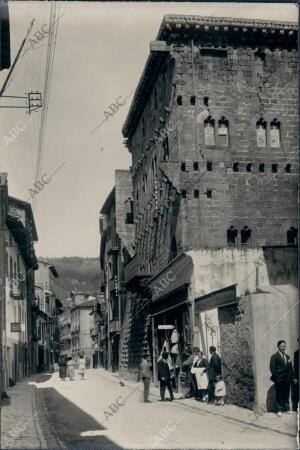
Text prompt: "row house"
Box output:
[[0, 173, 38, 389], [69, 292, 96, 361], [34, 261, 61, 371], [58, 302, 71, 357], [116, 15, 298, 410], [99, 170, 135, 372]]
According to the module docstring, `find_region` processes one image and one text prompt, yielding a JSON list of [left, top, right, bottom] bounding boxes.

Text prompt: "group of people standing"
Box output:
[[183, 346, 225, 405], [138, 346, 225, 405], [58, 354, 86, 381]]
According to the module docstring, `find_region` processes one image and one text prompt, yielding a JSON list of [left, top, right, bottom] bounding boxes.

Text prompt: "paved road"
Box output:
[[36, 369, 296, 449]]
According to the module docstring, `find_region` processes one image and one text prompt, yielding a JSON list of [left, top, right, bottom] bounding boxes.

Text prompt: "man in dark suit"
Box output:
[[270, 340, 296, 417], [207, 346, 222, 403], [292, 339, 299, 412], [157, 352, 174, 401]]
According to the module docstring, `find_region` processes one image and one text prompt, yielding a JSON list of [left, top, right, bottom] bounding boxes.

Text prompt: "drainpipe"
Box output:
[[0, 173, 8, 398]]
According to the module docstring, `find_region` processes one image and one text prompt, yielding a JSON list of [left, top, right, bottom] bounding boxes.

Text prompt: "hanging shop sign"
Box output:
[[11, 323, 25, 332], [149, 253, 193, 302], [158, 325, 174, 330]]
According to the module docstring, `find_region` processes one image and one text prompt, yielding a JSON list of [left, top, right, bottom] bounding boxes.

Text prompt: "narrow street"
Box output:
[[1, 369, 297, 449]]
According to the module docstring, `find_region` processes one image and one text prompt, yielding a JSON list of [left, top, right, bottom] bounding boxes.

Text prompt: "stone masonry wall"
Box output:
[[127, 40, 297, 278]]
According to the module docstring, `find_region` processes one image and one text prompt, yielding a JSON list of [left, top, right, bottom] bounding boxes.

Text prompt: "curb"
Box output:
[[97, 369, 297, 439], [34, 374, 67, 449]]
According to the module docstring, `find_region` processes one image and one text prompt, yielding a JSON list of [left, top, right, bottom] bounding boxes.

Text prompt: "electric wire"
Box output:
[[34, 1, 60, 211]]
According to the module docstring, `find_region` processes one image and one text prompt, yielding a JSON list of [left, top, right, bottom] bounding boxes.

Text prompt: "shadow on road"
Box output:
[[40, 387, 122, 449]]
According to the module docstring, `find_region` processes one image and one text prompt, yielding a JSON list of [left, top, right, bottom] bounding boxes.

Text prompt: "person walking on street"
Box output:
[[78, 353, 86, 380], [270, 340, 296, 417], [157, 351, 174, 401], [207, 346, 222, 403], [138, 353, 152, 403], [183, 347, 200, 398], [59, 355, 67, 381], [67, 356, 75, 381]]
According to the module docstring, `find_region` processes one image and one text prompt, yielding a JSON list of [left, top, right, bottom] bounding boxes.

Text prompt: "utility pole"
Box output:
[[0, 173, 8, 399]]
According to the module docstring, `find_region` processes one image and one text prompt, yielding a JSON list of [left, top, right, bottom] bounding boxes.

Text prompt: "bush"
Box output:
[[220, 297, 255, 409]]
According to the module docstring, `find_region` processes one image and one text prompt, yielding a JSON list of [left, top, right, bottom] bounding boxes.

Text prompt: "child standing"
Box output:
[[214, 375, 226, 405]]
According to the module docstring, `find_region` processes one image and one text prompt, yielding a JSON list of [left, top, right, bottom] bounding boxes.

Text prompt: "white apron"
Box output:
[[194, 367, 208, 390]]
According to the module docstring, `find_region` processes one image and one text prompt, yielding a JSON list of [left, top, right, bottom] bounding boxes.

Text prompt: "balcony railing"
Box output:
[[8, 274, 26, 299], [123, 256, 152, 285]]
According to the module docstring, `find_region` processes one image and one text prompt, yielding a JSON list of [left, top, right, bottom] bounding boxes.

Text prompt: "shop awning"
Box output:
[[148, 253, 193, 302], [151, 299, 188, 317], [194, 284, 237, 313]]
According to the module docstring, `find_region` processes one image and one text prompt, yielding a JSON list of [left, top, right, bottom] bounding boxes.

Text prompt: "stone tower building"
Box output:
[[119, 16, 298, 410]]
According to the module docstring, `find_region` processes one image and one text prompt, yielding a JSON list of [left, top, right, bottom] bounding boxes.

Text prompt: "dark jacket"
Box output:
[[270, 351, 294, 383], [157, 359, 171, 381], [194, 357, 209, 370], [208, 353, 222, 379], [294, 349, 299, 381]]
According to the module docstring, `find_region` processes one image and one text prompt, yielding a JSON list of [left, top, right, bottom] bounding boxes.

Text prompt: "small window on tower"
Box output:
[[246, 163, 252, 173], [233, 162, 239, 172], [125, 198, 134, 224], [194, 190, 199, 198], [256, 118, 267, 148], [181, 190, 187, 199], [193, 162, 199, 171], [206, 190, 212, 199], [227, 226, 238, 245], [204, 116, 215, 146], [287, 227, 298, 245], [181, 162, 186, 171], [207, 161, 213, 171], [270, 118, 281, 148], [191, 96, 196, 105], [241, 226, 252, 245], [259, 163, 265, 173], [218, 116, 229, 146], [272, 163, 278, 173], [285, 163, 291, 173], [177, 95, 182, 106]]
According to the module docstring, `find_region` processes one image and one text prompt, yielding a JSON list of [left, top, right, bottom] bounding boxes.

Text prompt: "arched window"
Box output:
[[270, 118, 281, 148], [124, 198, 134, 224], [218, 116, 229, 146], [241, 226, 252, 245], [256, 118, 267, 148], [287, 227, 298, 245], [170, 236, 177, 260], [204, 116, 215, 146], [227, 226, 238, 245]]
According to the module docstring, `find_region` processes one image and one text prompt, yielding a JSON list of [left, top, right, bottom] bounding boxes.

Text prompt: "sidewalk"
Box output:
[[97, 368, 298, 438], [0, 372, 61, 449]]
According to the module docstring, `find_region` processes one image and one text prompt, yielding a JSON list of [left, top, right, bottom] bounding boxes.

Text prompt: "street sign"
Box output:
[[11, 323, 25, 332], [158, 325, 174, 330]]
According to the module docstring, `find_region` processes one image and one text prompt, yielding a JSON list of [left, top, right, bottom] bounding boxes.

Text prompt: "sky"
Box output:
[[0, 1, 297, 258]]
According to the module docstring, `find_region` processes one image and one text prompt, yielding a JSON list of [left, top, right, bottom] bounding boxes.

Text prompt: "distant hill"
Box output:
[[38, 257, 100, 301]]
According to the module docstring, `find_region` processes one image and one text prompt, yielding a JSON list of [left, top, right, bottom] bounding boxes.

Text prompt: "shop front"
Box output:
[[193, 285, 237, 358], [147, 253, 194, 389]]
